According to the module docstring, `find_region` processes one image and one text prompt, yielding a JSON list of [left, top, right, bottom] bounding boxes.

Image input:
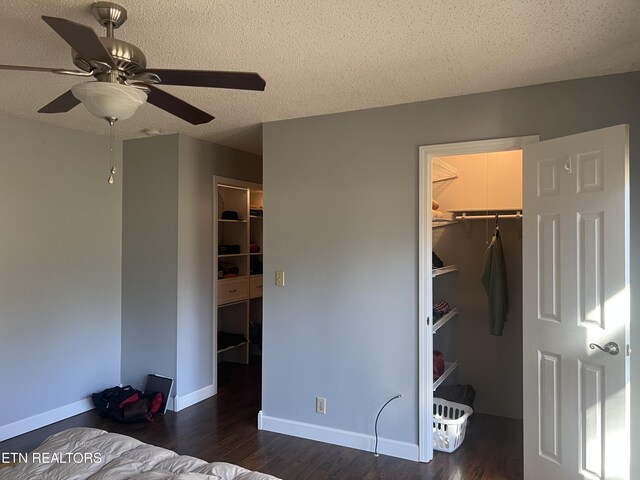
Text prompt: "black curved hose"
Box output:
[[374, 394, 402, 457]]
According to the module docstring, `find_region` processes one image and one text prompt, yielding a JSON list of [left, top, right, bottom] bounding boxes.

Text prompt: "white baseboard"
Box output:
[[257, 411, 419, 461], [0, 397, 94, 442], [173, 384, 215, 412]]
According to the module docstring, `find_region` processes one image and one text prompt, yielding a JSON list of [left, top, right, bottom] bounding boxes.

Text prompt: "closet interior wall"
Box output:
[[432, 152, 523, 419]]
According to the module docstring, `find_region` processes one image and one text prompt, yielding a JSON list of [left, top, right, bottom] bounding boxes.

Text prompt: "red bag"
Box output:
[[433, 351, 445, 380], [149, 392, 163, 414], [118, 392, 139, 409]]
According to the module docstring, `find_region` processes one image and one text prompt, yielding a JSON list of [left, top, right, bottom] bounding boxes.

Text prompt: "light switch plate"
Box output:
[[275, 271, 285, 286]]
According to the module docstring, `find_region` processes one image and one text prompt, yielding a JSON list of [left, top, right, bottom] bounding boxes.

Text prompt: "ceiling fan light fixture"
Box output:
[[71, 81, 147, 121]]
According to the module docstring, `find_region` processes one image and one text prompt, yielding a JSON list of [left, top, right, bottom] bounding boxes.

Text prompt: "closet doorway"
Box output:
[[418, 136, 538, 462]]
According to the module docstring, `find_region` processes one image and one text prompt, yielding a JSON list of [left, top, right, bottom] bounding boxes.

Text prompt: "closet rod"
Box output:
[[457, 213, 522, 220]]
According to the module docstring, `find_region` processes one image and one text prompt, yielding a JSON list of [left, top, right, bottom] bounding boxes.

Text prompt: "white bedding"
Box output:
[[0, 427, 281, 479]]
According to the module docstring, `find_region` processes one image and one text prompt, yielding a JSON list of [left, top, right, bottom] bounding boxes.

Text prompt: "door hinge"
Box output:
[[627, 344, 632, 356]]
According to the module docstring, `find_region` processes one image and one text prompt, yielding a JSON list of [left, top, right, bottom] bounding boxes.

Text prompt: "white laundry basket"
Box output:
[[432, 398, 473, 453]]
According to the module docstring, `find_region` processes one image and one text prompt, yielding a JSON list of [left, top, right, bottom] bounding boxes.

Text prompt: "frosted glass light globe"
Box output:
[[71, 81, 147, 121]]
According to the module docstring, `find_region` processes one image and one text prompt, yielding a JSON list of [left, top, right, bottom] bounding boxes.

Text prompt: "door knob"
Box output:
[[589, 342, 620, 356]]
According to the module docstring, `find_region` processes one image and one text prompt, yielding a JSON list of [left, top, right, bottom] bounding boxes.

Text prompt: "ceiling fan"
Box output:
[[0, 1, 266, 125]]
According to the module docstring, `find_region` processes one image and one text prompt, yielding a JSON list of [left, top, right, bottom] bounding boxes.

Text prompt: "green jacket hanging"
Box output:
[[480, 231, 508, 336]]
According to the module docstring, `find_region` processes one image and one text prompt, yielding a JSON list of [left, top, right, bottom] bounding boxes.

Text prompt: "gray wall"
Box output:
[[0, 113, 122, 428], [177, 137, 213, 397], [122, 134, 261, 400], [262, 71, 640, 472], [121, 134, 179, 388]]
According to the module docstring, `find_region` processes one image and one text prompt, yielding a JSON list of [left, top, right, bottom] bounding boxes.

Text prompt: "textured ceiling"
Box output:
[[0, 1, 638, 154]]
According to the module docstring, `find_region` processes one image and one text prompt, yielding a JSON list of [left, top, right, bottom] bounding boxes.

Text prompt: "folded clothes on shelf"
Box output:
[[218, 261, 239, 279], [221, 210, 239, 220], [219, 244, 241, 255], [433, 301, 451, 320]]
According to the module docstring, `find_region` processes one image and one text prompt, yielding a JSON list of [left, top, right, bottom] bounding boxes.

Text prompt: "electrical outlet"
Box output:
[[316, 396, 326, 414], [275, 271, 285, 286]]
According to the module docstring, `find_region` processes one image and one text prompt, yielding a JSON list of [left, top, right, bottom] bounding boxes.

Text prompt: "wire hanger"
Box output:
[[494, 213, 500, 238]]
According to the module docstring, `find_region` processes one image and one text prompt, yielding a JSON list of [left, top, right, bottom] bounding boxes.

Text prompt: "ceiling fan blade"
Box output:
[[38, 90, 81, 114], [145, 69, 266, 91], [41, 16, 116, 69], [0, 64, 93, 77], [145, 85, 214, 125]]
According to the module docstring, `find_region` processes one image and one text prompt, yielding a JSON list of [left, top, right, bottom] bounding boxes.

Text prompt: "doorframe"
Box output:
[[417, 135, 539, 462]]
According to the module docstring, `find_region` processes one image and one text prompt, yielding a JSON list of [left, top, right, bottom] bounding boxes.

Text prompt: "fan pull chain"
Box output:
[[108, 119, 116, 184]]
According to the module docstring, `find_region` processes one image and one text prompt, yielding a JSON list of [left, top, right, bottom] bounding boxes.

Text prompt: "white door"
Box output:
[[523, 125, 630, 479]]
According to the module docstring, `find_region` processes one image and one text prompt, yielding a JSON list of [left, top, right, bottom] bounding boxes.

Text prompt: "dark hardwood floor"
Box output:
[[0, 359, 523, 479]]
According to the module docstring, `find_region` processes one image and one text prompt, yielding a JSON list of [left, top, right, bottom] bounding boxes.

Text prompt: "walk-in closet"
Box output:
[[420, 139, 531, 461], [213, 176, 264, 389]]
